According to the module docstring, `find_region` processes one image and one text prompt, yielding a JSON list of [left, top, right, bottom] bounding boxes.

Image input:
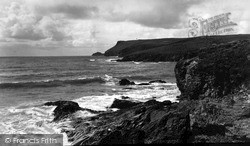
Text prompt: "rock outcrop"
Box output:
[[69, 100, 191, 145], [44, 100, 82, 121], [110, 99, 141, 109], [175, 40, 249, 100], [119, 79, 135, 86]]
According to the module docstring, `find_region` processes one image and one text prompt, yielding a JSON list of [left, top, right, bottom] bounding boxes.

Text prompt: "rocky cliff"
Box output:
[[105, 34, 250, 62]]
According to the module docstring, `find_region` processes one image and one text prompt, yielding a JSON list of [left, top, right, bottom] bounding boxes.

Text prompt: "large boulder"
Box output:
[[44, 100, 82, 121], [175, 40, 249, 100]]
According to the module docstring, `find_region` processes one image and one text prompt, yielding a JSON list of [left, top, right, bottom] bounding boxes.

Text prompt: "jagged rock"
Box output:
[[110, 99, 141, 109], [44, 100, 81, 121], [119, 79, 135, 86], [175, 40, 249, 100], [70, 100, 190, 145]]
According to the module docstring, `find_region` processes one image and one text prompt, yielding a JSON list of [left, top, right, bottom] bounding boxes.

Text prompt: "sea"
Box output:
[[0, 56, 180, 144]]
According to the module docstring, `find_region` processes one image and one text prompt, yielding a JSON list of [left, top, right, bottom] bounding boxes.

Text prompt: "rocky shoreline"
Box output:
[[44, 40, 250, 144]]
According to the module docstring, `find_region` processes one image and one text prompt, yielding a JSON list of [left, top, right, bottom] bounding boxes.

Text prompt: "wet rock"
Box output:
[[121, 96, 130, 99], [149, 80, 166, 84], [44, 100, 81, 121], [71, 100, 191, 145], [119, 79, 135, 86], [110, 99, 141, 109], [175, 40, 249, 100], [138, 83, 150, 85]]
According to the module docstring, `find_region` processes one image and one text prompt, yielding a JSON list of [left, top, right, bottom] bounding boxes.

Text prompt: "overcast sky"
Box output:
[[0, 0, 249, 56]]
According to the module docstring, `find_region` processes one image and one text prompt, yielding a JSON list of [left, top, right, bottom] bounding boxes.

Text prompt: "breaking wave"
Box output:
[[0, 77, 107, 89]]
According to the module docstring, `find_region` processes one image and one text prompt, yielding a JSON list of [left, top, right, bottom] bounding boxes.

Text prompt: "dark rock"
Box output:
[[162, 100, 172, 106], [121, 96, 130, 99], [110, 99, 141, 109], [98, 130, 126, 144], [138, 83, 150, 85], [175, 40, 249, 100], [44, 100, 81, 121], [71, 100, 191, 144], [119, 78, 135, 86], [92, 52, 104, 56], [149, 80, 166, 84], [239, 106, 250, 119]]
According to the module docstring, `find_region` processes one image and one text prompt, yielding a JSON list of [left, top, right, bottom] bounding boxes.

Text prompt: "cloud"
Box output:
[[100, 0, 202, 29], [34, 4, 99, 19], [23, 0, 201, 29], [0, 2, 70, 41]]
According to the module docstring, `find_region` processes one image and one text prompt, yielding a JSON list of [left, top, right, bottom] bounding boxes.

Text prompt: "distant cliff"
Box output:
[[104, 34, 250, 62], [92, 52, 104, 56]]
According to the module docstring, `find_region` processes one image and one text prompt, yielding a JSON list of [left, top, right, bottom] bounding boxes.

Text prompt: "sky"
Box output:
[[0, 0, 249, 56]]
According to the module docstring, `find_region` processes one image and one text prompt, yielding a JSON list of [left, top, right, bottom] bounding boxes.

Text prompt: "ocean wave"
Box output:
[[0, 77, 106, 89]]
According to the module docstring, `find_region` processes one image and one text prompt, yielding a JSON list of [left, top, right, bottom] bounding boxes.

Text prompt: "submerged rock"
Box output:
[[119, 79, 135, 86], [149, 80, 166, 84], [44, 100, 82, 121], [175, 40, 249, 100], [138, 83, 150, 85]]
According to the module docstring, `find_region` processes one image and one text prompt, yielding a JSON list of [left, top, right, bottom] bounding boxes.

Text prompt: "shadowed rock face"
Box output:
[[175, 40, 249, 100]]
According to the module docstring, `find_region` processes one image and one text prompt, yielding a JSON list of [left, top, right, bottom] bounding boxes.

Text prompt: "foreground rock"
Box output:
[[69, 100, 191, 145], [175, 40, 249, 100], [110, 99, 141, 109]]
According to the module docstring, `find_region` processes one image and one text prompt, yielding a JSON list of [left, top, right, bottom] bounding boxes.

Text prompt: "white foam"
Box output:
[[0, 81, 180, 146], [133, 61, 142, 64], [119, 83, 180, 103], [105, 59, 117, 62], [73, 94, 121, 111]]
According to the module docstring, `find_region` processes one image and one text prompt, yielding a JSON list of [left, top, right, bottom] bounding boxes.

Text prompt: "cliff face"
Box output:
[[175, 40, 250, 100], [104, 35, 250, 62]]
